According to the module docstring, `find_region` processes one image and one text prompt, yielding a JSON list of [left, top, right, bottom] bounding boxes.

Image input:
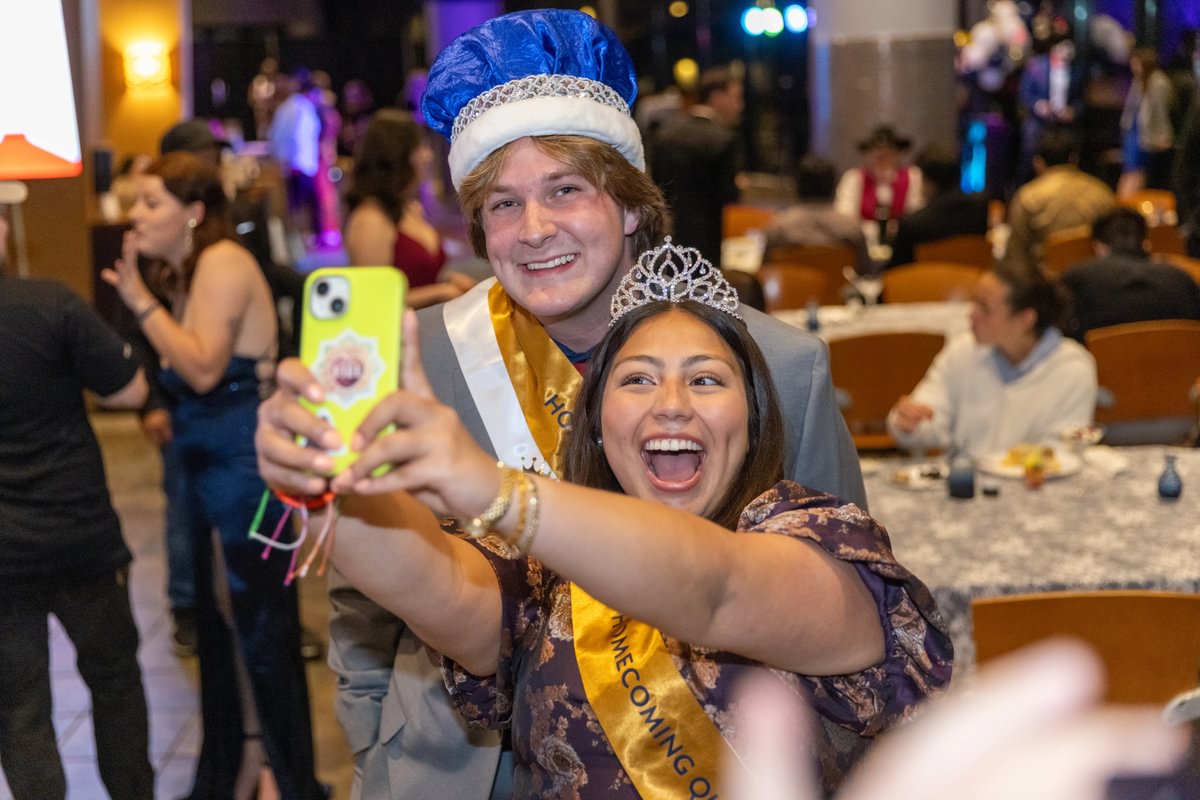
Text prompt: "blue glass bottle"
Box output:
[[948, 439, 975, 499], [1158, 454, 1183, 500]]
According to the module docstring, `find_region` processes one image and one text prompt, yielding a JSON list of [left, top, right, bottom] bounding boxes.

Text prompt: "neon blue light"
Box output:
[[784, 5, 809, 33]]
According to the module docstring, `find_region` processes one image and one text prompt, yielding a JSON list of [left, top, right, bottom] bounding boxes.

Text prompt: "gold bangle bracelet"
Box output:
[[504, 472, 531, 552], [514, 474, 540, 555], [463, 463, 517, 539]]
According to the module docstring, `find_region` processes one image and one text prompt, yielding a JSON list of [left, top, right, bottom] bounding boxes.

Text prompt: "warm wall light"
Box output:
[[124, 41, 171, 90]]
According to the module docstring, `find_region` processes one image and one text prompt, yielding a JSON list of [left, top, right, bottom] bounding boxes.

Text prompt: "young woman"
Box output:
[[101, 152, 325, 800], [343, 109, 475, 307], [303, 243, 952, 796]]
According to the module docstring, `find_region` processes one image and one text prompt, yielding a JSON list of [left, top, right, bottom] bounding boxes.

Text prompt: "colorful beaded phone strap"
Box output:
[[248, 488, 340, 585]]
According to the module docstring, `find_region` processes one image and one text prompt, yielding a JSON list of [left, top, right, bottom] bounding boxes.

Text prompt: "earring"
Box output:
[[595, 435, 603, 447], [185, 218, 197, 253]]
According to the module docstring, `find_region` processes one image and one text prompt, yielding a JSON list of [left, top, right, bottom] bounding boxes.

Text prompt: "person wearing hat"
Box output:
[[833, 125, 924, 253], [254, 10, 869, 799]]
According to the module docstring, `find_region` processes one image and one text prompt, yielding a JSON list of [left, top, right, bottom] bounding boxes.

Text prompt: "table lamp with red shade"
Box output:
[[0, 0, 82, 277]]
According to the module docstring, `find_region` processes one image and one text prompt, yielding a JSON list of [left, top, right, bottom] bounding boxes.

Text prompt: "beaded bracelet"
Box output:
[[464, 462, 518, 539], [513, 474, 541, 555]]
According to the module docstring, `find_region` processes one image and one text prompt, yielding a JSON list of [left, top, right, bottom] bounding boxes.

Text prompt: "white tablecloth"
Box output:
[[774, 301, 971, 343], [861, 445, 1200, 676]]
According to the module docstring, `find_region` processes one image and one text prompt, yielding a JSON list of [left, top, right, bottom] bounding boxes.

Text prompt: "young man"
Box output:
[[256, 10, 865, 798], [0, 241, 154, 800]]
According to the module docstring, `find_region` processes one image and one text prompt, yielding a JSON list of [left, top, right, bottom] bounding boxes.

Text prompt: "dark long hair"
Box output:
[[561, 301, 784, 530], [145, 151, 236, 297], [993, 260, 1069, 336], [345, 108, 424, 223]]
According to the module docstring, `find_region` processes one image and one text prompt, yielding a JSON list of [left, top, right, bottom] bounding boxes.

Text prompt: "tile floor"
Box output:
[[0, 411, 353, 799]]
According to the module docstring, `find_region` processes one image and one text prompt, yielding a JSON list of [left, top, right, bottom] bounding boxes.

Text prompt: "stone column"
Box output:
[[807, 0, 958, 171]]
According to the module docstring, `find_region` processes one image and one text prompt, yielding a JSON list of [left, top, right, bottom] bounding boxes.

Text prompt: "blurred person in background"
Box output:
[[343, 108, 475, 307], [887, 262, 1097, 459], [1061, 207, 1200, 342], [0, 214, 154, 800], [269, 70, 325, 254], [102, 152, 326, 800], [835, 125, 924, 253], [764, 154, 871, 274], [1016, 32, 1083, 186], [1005, 127, 1115, 270], [888, 143, 990, 269], [1118, 48, 1177, 196], [650, 66, 745, 268]]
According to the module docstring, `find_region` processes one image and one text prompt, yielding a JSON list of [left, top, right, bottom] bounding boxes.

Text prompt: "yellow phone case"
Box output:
[[299, 267, 407, 475]]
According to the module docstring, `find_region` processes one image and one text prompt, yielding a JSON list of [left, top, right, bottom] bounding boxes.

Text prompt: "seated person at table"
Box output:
[[834, 125, 924, 251], [1004, 128, 1115, 271], [886, 144, 990, 269], [765, 155, 871, 273], [886, 262, 1097, 458], [318, 243, 953, 796], [1061, 207, 1200, 342]]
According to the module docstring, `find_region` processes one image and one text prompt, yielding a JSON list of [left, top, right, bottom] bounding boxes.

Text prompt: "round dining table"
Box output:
[[861, 444, 1200, 677]]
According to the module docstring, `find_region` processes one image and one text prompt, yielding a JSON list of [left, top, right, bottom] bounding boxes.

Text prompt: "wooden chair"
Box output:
[[762, 243, 859, 271], [914, 234, 994, 268], [1085, 320, 1200, 445], [881, 262, 983, 303], [1118, 188, 1177, 222], [973, 590, 1200, 704], [1042, 225, 1094, 276], [721, 204, 775, 240], [827, 332, 945, 450], [758, 263, 840, 311], [1147, 223, 1187, 256]]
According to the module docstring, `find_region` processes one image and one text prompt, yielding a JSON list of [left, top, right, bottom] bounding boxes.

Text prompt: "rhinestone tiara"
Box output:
[[451, 74, 631, 145], [610, 238, 742, 326]]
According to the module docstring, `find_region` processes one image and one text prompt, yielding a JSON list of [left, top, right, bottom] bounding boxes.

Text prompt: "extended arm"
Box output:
[[102, 235, 257, 393], [332, 313, 883, 678]]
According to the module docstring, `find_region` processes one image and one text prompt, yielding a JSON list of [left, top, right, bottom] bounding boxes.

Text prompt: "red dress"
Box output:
[[392, 230, 446, 288]]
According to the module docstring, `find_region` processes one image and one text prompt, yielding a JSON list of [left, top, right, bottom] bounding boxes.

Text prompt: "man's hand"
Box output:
[[139, 408, 173, 447]]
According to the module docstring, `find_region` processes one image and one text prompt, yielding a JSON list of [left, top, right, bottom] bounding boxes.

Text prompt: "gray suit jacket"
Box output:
[[328, 300, 866, 799]]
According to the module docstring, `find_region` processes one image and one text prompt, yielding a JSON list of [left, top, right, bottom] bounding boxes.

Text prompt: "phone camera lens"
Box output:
[[315, 281, 329, 296], [331, 298, 345, 314]]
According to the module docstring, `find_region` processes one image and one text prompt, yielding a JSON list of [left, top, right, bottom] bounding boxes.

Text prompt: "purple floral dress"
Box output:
[[443, 481, 954, 798]]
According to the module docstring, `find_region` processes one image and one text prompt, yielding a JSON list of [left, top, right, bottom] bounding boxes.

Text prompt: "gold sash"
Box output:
[[572, 584, 741, 798], [487, 283, 581, 476]]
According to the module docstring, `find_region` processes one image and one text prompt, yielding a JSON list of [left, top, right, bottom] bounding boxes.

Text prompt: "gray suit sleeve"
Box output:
[[743, 307, 868, 509]]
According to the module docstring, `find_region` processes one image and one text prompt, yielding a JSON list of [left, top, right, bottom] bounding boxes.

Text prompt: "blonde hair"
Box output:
[[457, 135, 667, 259]]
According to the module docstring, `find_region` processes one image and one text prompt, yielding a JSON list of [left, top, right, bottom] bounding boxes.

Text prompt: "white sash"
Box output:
[[441, 278, 556, 475]]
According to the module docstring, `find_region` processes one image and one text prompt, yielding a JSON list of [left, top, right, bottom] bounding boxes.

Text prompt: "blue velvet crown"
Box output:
[[421, 9, 645, 188]]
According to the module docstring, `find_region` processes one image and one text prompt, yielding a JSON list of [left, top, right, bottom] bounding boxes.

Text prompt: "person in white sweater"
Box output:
[[887, 263, 1097, 458]]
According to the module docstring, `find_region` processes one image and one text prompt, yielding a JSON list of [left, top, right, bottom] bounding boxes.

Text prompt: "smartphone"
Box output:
[[299, 266, 407, 475]]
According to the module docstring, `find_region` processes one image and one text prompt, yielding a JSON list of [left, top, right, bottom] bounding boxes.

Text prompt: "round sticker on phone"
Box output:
[[312, 330, 385, 408]]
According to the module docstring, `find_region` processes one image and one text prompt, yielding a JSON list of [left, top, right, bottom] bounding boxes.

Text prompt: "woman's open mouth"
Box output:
[[641, 437, 705, 491]]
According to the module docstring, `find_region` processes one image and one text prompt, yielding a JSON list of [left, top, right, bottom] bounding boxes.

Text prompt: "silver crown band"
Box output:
[[610, 238, 742, 326], [451, 75, 631, 144]]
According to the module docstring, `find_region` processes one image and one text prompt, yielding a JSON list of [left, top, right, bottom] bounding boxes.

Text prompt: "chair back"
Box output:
[[827, 331, 945, 450], [881, 262, 983, 303], [1118, 188, 1177, 221], [1085, 319, 1200, 444], [914, 234, 994, 268], [972, 590, 1200, 704], [722, 204, 775, 240], [763, 243, 859, 271], [1147, 223, 1187, 256], [1043, 224, 1094, 276], [759, 263, 840, 311]]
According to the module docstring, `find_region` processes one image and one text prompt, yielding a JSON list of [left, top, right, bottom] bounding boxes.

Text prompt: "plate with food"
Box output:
[[977, 444, 1083, 480], [888, 461, 948, 490]]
